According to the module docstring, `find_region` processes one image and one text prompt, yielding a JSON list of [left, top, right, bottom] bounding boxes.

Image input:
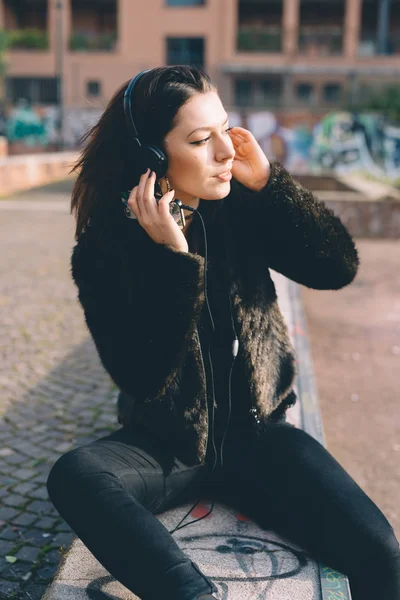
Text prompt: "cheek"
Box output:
[[170, 152, 206, 181]]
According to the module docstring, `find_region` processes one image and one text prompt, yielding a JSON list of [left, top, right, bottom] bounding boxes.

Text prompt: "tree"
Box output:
[[354, 84, 400, 124]]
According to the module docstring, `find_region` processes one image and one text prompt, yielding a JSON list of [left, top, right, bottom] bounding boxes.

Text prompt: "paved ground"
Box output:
[[0, 180, 119, 600], [301, 239, 400, 541]]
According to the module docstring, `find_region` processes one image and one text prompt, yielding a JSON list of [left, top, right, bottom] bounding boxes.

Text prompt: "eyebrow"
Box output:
[[187, 115, 229, 138]]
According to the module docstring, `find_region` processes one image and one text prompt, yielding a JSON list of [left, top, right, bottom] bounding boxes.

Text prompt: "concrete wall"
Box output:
[[0, 151, 78, 197]]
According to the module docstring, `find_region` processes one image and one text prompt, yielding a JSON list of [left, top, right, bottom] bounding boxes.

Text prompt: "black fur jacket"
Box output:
[[70, 160, 359, 466]]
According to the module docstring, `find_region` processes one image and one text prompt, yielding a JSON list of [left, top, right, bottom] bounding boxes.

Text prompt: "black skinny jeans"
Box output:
[[47, 419, 400, 600]]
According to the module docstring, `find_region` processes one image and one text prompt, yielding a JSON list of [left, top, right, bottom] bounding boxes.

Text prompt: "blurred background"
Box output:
[[0, 1, 399, 599]]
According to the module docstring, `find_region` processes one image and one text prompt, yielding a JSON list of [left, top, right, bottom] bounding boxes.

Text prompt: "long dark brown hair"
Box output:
[[70, 65, 216, 241]]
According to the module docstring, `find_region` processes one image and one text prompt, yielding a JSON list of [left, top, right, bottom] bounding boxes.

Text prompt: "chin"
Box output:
[[202, 181, 232, 200]]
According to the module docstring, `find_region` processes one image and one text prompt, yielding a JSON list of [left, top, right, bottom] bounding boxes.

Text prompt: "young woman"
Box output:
[[46, 65, 400, 600]]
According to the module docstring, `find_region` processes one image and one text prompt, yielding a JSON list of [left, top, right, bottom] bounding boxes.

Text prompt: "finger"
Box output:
[[142, 170, 159, 221], [229, 127, 250, 141], [128, 186, 142, 221], [158, 190, 176, 221], [136, 168, 152, 220]]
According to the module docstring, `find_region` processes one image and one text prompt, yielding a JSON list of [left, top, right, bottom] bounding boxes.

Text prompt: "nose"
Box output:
[[216, 135, 235, 162]]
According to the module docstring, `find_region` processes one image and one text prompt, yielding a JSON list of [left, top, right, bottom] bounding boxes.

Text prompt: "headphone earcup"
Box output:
[[140, 145, 168, 180]]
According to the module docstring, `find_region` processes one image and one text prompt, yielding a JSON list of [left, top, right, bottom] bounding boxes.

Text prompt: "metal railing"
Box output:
[[237, 26, 282, 53], [298, 27, 343, 56], [69, 31, 117, 52], [5, 28, 48, 50], [358, 34, 400, 56]]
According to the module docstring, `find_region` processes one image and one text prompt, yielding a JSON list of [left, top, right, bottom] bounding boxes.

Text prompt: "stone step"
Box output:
[[42, 271, 352, 600]]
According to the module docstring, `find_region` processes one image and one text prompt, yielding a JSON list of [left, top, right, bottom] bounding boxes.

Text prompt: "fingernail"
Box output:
[[142, 167, 149, 174]]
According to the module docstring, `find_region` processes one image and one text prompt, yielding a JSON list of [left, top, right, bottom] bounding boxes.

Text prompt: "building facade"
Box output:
[[0, 0, 399, 112]]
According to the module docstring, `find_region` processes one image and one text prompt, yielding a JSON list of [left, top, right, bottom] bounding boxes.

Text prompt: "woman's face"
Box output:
[[163, 91, 236, 203]]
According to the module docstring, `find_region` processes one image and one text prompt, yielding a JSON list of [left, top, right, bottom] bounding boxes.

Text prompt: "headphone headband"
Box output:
[[123, 68, 168, 179], [123, 69, 152, 151]]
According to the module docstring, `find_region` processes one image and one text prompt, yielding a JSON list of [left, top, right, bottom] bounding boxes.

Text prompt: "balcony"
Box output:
[[298, 27, 343, 57], [70, 0, 117, 53], [5, 28, 48, 50], [237, 26, 282, 53], [358, 33, 400, 56], [3, 0, 48, 50], [69, 31, 117, 52]]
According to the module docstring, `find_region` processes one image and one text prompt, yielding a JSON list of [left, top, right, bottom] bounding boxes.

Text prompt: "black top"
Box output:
[[186, 199, 254, 465]]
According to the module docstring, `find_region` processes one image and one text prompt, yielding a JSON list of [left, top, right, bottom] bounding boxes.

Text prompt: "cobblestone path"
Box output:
[[0, 180, 119, 599]]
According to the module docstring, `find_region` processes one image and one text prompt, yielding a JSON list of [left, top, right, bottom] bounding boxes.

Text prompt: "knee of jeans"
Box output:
[[377, 524, 400, 561], [47, 447, 97, 503], [355, 524, 400, 576]]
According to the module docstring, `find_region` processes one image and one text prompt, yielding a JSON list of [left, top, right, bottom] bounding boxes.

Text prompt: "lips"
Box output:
[[215, 170, 232, 181], [215, 167, 232, 177]]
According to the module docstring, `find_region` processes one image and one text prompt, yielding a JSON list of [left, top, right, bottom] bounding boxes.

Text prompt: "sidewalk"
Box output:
[[0, 182, 118, 600]]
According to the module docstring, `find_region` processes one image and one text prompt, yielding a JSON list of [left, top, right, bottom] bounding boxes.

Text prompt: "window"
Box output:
[[296, 83, 314, 101], [87, 80, 101, 97], [234, 77, 283, 107], [6, 77, 58, 104], [166, 37, 204, 68], [323, 83, 342, 102], [166, 0, 205, 4], [259, 78, 282, 104], [235, 79, 252, 107]]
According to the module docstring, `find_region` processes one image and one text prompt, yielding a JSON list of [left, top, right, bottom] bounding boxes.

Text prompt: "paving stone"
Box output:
[[23, 500, 54, 516], [0, 539, 16, 555], [20, 528, 54, 546], [13, 469, 38, 481], [10, 443, 36, 455], [28, 487, 49, 501], [3, 494, 26, 508], [31, 473, 50, 485], [0, 507, 20, 521], [11, 513, 38, 527], [31, 424, 50, 434], [42, 548, 62, 564], [53, 521, 72, 534], [0, 579, 20, 598], [53, 442, 74, 453], [34, 517, 59, 530], [0, 556, 11, 574], [34, 562, 57, 581], [0, 526, 22, 542], [4, 453, 25, 466], [11, 482, 38, 496], [15, 545, 41, 563], [3, 477, 19, 487], [50, 532, 75, 549], [0, 448, 15, 457], [1, 558, 33, 579], [22, 582, 49, 600]]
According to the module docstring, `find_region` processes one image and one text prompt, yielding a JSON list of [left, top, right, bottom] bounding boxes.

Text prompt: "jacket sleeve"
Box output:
[[232, 160, 360, 290], [71, 228, 205, 403]]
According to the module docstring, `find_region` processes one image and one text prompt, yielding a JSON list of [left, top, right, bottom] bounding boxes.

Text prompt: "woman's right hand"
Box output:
[[128, 168, 189, 254]]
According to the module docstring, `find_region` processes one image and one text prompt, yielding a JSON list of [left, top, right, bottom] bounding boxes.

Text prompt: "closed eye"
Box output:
[[191, 127, 234, 146]]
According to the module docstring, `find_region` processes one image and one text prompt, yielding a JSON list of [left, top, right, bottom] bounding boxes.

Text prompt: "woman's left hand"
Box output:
[[228, 126, 271, 192]]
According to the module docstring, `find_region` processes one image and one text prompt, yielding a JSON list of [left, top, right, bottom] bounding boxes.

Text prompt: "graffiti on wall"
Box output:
[[6, 99, 50, 146], [2, 101, 400, 183], [3, 102, 102, 151], [228, 110, 400, 184]]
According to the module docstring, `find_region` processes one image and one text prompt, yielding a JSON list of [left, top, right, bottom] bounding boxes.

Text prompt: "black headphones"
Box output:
[[123, 69, 169, 180]]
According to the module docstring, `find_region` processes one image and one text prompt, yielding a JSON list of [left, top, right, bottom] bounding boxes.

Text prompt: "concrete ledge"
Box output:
[[0, 152, 79, 197], [42, 272, 352, 600]]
